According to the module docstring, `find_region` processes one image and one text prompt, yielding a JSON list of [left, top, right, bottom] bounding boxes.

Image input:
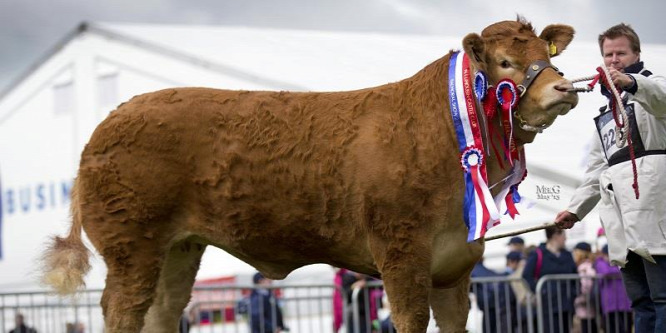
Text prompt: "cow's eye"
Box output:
[[500, 60, 512, 69]]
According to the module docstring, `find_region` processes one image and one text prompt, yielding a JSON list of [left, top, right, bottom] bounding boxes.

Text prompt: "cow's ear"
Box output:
[[462, 33, 486, 69], [539, 24, 575, 57]]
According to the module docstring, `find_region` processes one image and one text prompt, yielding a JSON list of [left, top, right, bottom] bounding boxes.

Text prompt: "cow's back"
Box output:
[[77, 87, 395, 276]]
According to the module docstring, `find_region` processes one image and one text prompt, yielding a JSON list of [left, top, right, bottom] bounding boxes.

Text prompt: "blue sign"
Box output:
[[2, 180, 72, 215], [0, 174, 73, 261]]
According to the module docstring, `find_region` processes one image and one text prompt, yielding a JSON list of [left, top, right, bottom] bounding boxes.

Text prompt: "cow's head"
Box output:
[[463, 17, 579, 144]]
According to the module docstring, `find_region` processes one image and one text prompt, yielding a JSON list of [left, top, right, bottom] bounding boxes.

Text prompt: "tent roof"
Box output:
[[94, 22, 459, 91], [1, 22, 462, 100]]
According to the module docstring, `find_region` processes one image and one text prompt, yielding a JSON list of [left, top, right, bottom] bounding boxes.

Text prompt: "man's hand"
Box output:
[[607, 67, 634, 89], [554, 210, 579, 229]]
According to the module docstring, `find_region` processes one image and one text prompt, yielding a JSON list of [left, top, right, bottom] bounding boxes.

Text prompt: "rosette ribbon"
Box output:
[[448, 51, 501, 241], [496, 79, 520, 166]]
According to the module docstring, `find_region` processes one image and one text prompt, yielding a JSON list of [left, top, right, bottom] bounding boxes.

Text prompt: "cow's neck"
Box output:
[[403, 54, 450, 108]]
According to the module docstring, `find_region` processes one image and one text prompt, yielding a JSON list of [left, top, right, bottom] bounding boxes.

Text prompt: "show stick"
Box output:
[[484, 222, 557, 241]]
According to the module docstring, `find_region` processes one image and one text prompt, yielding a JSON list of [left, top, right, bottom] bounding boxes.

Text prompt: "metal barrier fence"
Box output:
[[0, 274, 633, 333], [534, 274, 633, 333], [0, 285, 340, 333], [188, 284, 339, 333], [470, 276, 536, 333], [0, 290, 103, 333], [470, 273, 633, 333]]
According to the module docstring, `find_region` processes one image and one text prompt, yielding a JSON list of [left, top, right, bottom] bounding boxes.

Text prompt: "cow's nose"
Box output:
[[553, 80, 574, 92]]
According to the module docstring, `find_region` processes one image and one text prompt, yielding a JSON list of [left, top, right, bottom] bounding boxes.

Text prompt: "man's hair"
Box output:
[[598, 23, 641, 55], [545, 226, 563, 240]]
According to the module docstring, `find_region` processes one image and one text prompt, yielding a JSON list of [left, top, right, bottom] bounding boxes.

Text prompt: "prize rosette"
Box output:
[[449, 51, 524, 242], [496, 79, 519, 109], [495, 79, 520, 165], [474, 71, 488, 101], [460, 147, 484, 172]]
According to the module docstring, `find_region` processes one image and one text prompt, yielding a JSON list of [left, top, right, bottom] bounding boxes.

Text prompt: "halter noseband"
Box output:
[[511, 60, 563, 133], [516, 60, 563, 97]]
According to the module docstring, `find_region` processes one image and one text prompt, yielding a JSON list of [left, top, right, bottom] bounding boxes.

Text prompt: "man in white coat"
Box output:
[[555, 23, 666, 333]]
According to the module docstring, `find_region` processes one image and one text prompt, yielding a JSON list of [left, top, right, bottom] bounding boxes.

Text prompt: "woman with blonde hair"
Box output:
[[573, 242, 597, 333]]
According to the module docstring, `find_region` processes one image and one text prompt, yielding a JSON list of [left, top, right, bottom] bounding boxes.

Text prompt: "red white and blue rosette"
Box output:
[[460, 147, 484, 172], [496, 79, 519, 108], [492, 79, 526, 217], [474, 71, 488, 101], [495, 79, 521, 166]]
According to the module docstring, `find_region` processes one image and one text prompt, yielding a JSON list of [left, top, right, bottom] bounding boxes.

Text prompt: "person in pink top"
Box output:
[[595, 244, 633, 333], [333, 267, 348, 332], [573, 242, 597, 333]]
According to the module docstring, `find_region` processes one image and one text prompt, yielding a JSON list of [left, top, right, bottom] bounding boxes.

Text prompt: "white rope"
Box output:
[[567, 65, 630, 147], [568, 74, 597, 93], [570, 74, 597, 83], [598, 64, 630, 147]]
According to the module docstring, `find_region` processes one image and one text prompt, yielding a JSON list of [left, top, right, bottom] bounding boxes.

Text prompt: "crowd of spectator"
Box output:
[[470, 227, 633, 333]]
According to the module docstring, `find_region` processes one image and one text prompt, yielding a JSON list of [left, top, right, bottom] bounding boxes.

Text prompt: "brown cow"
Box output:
[[42, 18, 578, 332]]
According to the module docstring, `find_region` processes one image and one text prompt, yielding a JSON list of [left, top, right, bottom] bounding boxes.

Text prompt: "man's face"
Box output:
[[259, 278, 272, 287], [553, 231, 567, 250], [509, 244, 525, 253], [507, 260, 520, 271], [602, 36, 640, 72]]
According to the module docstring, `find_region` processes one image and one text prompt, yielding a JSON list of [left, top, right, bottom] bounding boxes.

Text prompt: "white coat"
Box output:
[[567, 66, 666, 267]]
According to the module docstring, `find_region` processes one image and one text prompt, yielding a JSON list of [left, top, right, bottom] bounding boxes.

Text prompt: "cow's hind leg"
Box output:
[[430, 276, 471, 333], [100, 237, 166, 333], [142, 238, 206, 333]]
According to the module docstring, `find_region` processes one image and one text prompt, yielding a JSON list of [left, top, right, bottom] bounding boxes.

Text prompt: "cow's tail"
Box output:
[[41, 178, 91, 295]]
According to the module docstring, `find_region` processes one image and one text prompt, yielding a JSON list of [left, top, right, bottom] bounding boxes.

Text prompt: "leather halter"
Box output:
[[516, 60, 563, 97], [509, 60, 563, 133]]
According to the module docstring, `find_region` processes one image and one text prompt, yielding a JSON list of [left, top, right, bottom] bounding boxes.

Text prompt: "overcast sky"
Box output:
[[1, 0, 665, 94]]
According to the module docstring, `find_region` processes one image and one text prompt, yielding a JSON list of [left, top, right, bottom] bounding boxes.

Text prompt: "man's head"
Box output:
[[253, 272, 271, 286], [545, 226, 566, 250], [506, 251, 523, 272], [573, 241, 592, 265], [599, 23, 641, 72], [15, 313, 24, 326], [507, 236, 525, 253], [601, 244, 609, 259]]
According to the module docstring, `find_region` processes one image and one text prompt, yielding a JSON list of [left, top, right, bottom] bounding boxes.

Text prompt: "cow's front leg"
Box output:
[[430, 276, 471, 333], [370, 229, 431, 333]]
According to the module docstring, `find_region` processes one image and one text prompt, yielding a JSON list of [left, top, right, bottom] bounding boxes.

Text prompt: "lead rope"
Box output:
[[570, 66, 640, 199]]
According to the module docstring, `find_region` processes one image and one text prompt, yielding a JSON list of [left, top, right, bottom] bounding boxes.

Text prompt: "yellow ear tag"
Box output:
[[549, 42, 557, 56]]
